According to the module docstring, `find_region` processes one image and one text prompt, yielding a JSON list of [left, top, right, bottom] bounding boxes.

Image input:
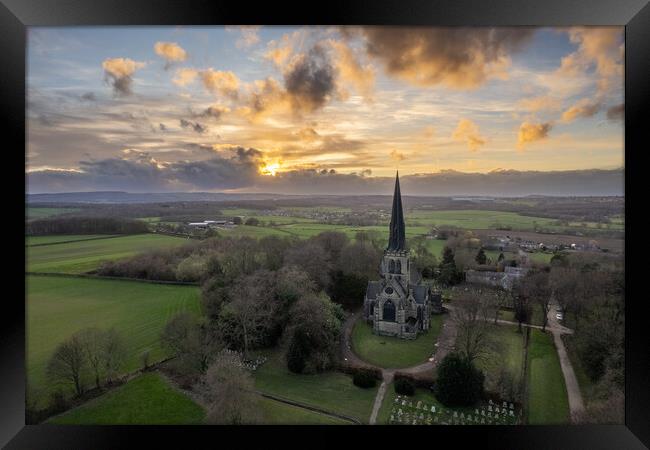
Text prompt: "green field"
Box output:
[[351, 315, 444, 368], [254, 349, 378, 423], [27, 207, 79, 219], [49, 373, 205, 424], [260, 397, 351, 425], [27, 233, 189, 274], [27, 275, 200, 406], [26, 234, 119, 246], [477, 324, 526, 392], [526, 329, 570, 424]]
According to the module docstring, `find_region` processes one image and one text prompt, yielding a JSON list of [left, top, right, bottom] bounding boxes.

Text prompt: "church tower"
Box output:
[[381, 172, 410, 291], [363, 171, 432, 339]]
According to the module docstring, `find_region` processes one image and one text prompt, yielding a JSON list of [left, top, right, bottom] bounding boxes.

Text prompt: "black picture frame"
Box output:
[[2, 0, 648, 448]]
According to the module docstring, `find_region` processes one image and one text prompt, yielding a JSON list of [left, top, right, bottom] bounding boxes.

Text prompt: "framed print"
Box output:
[[1, 0, 649, 448]]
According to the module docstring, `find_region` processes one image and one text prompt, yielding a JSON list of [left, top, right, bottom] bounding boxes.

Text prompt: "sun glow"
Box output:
[[260, 163, 280, 176]]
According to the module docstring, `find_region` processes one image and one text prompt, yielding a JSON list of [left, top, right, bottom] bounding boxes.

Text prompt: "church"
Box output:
[[363, 172, 440, 339]]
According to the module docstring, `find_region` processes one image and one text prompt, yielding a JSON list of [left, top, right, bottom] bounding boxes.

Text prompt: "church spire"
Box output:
[[387, 171, 406, 251]]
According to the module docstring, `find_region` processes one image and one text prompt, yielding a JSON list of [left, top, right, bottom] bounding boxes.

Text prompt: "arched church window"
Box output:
[[388, 259, 395, 273], [417, 306, 423, 322], [370, 301, 375, 316], [383, 300, 396, 322], [396, 260, 402, 273]]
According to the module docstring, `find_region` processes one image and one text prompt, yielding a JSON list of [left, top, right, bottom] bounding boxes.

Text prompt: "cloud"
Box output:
[[517, 95, 561, 112], [606, 103, 624, 121], [173, 68, 199, 87], [80, 92, 96, 101], [557, 27, 623, 98], [237, 77, 291, 120], [102, 58, 146, 96], [283, 44, 337, 113], [200, 69, 240, 99], [561, 98, 601, 123], [389, 149, 405, 162], [228, 26, 261, 49], [327, 39, 375, 99], [28, 146, 265, 192], [452, 119, 486, 151], [356, 27, 535, 89], [422, 126, 436, 139], [517, 121, 553, 149], [196, 105, 230, 120], [179, 119, 206, 134], [154, 42, 187, 68]]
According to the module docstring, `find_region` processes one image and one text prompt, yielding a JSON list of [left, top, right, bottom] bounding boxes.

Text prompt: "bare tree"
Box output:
[[103, 328, 127, 384], [452, 289, 490, 364], [46, 334, 86, 397], [519, 271, 552, 332], [224, 273, 277, 358], [202, 351, 261, 424], [77, 328, 107, 389], [284, 241, 332, 289], [512, 280, 533, 334]]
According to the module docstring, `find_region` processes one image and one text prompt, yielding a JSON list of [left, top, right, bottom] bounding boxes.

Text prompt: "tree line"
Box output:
[[26, 216, 149, 235]]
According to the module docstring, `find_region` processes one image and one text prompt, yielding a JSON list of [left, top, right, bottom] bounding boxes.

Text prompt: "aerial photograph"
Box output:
[[25, 25, 624, 425]]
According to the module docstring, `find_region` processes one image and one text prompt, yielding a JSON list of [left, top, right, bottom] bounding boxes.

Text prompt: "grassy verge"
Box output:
[[526, 329, 570, 424], [350, 315, 444, 368], [49, 373, 205, 424], [254, 349, 377, 423]]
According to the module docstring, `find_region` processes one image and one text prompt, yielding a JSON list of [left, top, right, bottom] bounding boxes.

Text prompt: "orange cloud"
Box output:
[[358, 27, 534, 90], [154, 42, 187, 66], [561, 98, 601, 123], [200, 69, 240, 99], [172, 68, 198, 86], [327, 39, 375, 99], [102, 58, 146, 96], [517, 122, 553, 149], [389, 149, 405, 161], [452, 119, 486, 151], [518, 95, 562, 112]]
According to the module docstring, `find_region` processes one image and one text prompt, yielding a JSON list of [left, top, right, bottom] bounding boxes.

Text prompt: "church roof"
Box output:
[[387, 171, 406, 252], [365, 280, 383, 300], [410, 284, 430, 304]]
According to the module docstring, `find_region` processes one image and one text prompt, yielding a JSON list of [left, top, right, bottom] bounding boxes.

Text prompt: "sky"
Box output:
[[26, 26, 625, 195]]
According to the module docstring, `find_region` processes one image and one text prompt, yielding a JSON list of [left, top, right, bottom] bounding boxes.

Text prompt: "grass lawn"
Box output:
[[477, 324, 526, 393], [49, 373, 205, 424], [351, 315, 444, 368], [26, 235, 120, 246], [406, 210, 558, 231], [27, 275, 200, 407], [27, 233, 189, 273], [377, 386, 520, 425], [526, 329, 570, 424], [254, 349, 378, 423], [259, 397, 351, 425]]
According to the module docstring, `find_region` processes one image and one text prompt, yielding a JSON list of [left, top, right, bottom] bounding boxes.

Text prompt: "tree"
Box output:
[[220, 271, 278, 357], [438, 246, 461, 286], [103, 328, 127, 384], [475, 247, 487, 265], [232, 216, 243, 225], [46, 333, 86, 397], [452, 289, 490, 364], [202, 351, 260, 424], [244, 217, 259, 226], [434, 352, 485, 407], [512, 280, 533, 334], [285, 293, 343, 374], [284, 241, 332, 289], [519, 270, 552, 332], [77, 328, 107, 390], [161, 313, 218, 374], [311, 231, 349, 264]]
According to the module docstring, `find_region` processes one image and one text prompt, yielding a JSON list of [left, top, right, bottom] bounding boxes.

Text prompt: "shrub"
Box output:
[[353, 369, 378, 388], [434, 352, 485, 407], [395, 378, 415, 396]]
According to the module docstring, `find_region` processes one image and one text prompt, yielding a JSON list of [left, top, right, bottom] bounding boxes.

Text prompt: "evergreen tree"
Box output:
[[475, 248, 487, 265]]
